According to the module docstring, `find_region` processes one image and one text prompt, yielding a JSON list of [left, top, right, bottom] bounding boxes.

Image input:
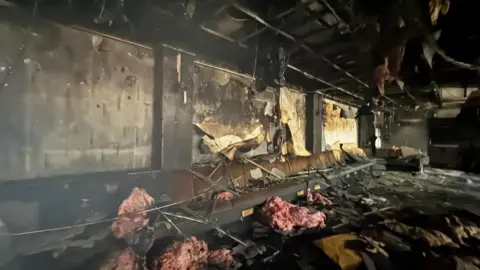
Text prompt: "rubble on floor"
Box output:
[[312, 234, 365, 270], [244, 166, 480, 270], [10, 164, 480, 270], [101, 167, 480, 270]]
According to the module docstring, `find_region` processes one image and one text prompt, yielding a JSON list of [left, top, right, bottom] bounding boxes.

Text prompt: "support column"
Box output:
[[151, 45, 164, 169], [357, 106, 375, 148], [152, 46, 194, 170], [306, 93, 324, 154]]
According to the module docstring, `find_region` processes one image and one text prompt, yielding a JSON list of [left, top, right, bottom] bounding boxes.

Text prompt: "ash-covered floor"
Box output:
[[5, 166, 480, 270], [245, 168, 480, 270], [95, 167, 480, 270]]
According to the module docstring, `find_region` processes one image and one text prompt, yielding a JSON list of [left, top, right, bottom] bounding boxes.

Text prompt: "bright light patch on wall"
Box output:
[[375, 128, 382, 148]]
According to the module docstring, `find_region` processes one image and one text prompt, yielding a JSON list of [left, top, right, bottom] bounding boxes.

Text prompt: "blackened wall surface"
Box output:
[[384, 110, 428, 152], [191, 65, 276, 164], [0, 9, 312, 268], [158, 48, 194, 170], [0, 11, 154, 181], [428, 114, 462, 169]]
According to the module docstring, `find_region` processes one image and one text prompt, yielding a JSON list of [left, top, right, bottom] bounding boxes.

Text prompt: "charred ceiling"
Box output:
[[1, 0, 480, 111]]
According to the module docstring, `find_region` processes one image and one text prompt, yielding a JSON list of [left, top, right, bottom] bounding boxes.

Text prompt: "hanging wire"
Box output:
[[0, 192, 209, 237], [96, 0, 107, 22], [33, 0, 39, 15], [252, 23, 259, 79], [2, 164, 234, 237]]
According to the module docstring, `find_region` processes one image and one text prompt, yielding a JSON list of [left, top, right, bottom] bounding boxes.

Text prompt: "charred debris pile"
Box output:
[[2, 146, 478, 270], [94, 150, 480, 270]]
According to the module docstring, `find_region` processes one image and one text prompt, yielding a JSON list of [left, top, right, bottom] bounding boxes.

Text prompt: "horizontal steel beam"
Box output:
[[288, 64, 364, 100], [239, 6, 297, 42], [200, 24, 248, 48], [232, 3, 410, 111], [232, 4, 366, 85]]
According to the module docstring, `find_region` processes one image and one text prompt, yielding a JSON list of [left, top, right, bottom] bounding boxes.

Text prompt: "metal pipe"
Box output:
[[180, 206, 248, 247], [159, 211, 187, 238], [185, 168, 241, 197], [288, 64, 363, 100], [78, 25, 257, 84], [314, 91, 361, 108], [208, 161, 224, 178], [383, 95, 408, 110], [194, 60, 254, 80], [239, 6, 297, 42], [72, 26, 153, 50], [162, 211, 208, 224], [200, 24, 248, 48], [323, 96, 359, 108], [207, 197, 218, 221], [320, 0, 347, 30], [203, 176, 223, 193], [244, 158, 283, 179]]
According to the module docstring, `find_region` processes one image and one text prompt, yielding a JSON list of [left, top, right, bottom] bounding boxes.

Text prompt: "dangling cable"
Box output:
[[252, 23, 259, 79]]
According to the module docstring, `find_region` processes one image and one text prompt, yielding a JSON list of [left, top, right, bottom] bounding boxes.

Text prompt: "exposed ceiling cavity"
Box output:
[[1, 0, 479, 111]]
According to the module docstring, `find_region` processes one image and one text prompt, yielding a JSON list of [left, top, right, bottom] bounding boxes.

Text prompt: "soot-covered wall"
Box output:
[[386, 110, 428, 152], [0, 12, 154, 181], [191, 66, 277, 164], [0, 9, 310, 269], [323, 100, 358, 148], [0, 10, 284, 180]]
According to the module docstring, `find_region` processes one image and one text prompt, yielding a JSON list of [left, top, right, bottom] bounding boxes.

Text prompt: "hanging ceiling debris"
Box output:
[[2, 0, 479, 110]]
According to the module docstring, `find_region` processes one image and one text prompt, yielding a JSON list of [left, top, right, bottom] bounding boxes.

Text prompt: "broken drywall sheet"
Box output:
[[192, 65, 273, 162], [196, 121, 264, 160], [279, 87, 310, 156], [324, 102, 358, 147]]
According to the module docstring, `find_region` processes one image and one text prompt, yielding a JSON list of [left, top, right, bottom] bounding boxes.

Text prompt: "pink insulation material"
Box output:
[[260, 196, 327, 232], [216, 191, 234, 200], [157, 237, 234, 270], [100, 248, 136, 270], [307, 189, 332, 206], [207, 249, 234, 268], [111, 187, 155, 239], [157, 237, 208, 270], [374, 58, 393, 96]]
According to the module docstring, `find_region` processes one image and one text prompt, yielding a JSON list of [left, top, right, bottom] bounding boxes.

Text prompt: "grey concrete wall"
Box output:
[[0, 10, 293, 269], [388, 122, 428, 151], [383, 109, 428, 152], [0, 14, 154, 181]]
